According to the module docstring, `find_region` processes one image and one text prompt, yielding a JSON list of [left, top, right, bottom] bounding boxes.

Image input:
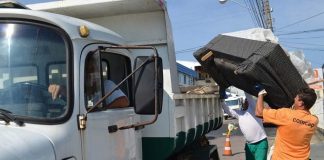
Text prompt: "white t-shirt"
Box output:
[[222, 93, 267, 143]]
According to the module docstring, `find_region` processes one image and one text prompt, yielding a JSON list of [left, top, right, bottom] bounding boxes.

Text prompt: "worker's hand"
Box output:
[[219, 87, 228, 100], [48, 84, 66, 100], [258, 89, 267, 96]]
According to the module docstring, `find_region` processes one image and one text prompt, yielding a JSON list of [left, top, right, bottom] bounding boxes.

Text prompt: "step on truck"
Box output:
[[0, 0, 223, 159]]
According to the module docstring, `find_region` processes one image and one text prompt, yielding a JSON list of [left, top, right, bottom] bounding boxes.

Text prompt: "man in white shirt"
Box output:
[[221, 90, 268, 160]]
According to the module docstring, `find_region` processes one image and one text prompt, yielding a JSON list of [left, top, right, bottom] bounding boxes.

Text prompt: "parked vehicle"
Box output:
[[223, 92, 244, 119], [0, 1, 223, 160]]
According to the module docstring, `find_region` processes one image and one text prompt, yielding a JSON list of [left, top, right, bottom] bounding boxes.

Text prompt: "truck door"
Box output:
[[80, 46, 141, 160]]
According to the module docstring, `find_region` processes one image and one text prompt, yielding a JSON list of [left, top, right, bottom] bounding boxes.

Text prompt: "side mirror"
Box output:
[[83, 45, 163, 132], [133, 56, 163, 115]]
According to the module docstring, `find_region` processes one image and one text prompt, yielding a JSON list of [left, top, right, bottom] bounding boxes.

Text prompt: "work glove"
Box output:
[[254, 84, 267, 96], [258, 89, 267, 96]]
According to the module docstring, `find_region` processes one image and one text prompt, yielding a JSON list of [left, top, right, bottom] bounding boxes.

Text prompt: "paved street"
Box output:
[[207, 118, 324, 160]]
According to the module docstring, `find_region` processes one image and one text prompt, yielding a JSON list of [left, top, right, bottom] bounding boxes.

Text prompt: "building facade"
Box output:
[[177, 63, 197, 86]]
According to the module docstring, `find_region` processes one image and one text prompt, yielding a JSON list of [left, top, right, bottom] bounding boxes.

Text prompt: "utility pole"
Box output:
[[263, 0, 273, 31]]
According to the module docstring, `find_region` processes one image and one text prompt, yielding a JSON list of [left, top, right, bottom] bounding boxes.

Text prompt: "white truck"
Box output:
[[0, 0, 223, 160], [224, 93, 244, 119]]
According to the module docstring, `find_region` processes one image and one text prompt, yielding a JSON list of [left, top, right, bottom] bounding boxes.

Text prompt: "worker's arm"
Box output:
[[221, 100, 238, 118], [308, 78, 324, 85], [219, 87, 239, 118], [255, 89, 267, 118]]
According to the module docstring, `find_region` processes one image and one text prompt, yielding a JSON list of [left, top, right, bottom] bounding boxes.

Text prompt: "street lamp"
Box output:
[[218, 0, 273, 31]]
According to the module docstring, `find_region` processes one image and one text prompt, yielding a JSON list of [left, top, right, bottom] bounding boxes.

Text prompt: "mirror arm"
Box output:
[[86, 45, 160, 131], [117, 46, 160, 130]]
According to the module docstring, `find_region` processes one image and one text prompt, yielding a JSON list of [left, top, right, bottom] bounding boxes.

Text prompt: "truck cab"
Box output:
[[0, 1, 222, 159], [0, 3, 164, 159]]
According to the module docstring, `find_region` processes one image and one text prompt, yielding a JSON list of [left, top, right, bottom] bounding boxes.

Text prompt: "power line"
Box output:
[[248, 0, 265, 28], [176, 49, 200, 54], [279, 36, 324, 40], [277, 28, 324, 36], [282, 45, 324, 52], [248, 0, 260, 27], [280, 41, 324, 47], [244, 0, 258, 27], [176, 46, 202, 52], [276, 10, 324, 31], [256, 0, 266, 28], [176, 46, 203, 54]]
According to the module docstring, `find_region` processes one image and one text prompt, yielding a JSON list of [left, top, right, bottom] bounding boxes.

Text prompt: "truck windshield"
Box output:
[[225, 99, 239, 106], [0, 22, 69, 121]]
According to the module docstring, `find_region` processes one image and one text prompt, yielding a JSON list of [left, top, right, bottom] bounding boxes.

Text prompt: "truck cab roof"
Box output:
[[27, 0, 164, 18], [0, 8, 125, 43]]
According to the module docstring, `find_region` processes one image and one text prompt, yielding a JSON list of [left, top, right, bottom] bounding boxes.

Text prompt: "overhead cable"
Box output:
[[176, 46, 203, 54], [244, 0, 258, 27], [279, 36, 324, 40], [276, 10, 324, 31], [280, 41, 324, 46], [277, 28, 324, 36], [256, 0, 266, 28], [282, 45, 324, 52]]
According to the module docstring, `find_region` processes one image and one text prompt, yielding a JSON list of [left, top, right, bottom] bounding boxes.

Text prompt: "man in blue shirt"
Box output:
[[48, 53, 129, 109]]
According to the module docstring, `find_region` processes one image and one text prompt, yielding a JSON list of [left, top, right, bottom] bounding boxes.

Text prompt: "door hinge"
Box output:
[[77, 114, 87, 130]]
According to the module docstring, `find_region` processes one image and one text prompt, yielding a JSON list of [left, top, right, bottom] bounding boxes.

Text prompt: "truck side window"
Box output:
[[84, 52, 130, 110], [100, 52, 132, 107], [84, 52, 103, 109]]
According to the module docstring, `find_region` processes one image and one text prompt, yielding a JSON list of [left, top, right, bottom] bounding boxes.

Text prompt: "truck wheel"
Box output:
[[210, 146, 220, 160]]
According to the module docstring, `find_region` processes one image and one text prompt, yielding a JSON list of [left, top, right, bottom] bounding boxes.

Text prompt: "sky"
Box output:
[[18, 0, 324, 68], [167, 0, 324, 69]]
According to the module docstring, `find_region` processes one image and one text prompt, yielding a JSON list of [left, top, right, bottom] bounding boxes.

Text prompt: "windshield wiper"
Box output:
[[0, 109, 24, 126]]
